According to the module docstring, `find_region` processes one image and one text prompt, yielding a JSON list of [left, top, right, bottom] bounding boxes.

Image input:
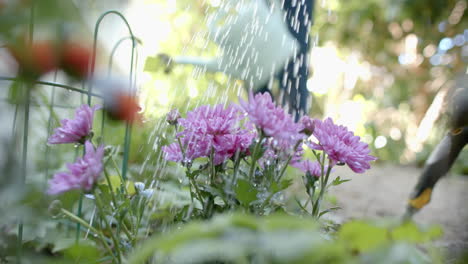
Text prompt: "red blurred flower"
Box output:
[[91, 77, 142, 124], [109, 93, 141, 123], [60, 43, 92, 79], [9, 40, 58, 78]]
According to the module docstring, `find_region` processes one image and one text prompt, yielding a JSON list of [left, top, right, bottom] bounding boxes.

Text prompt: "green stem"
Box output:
[[121, 122, 132, 182], [229, 150, 242, 208], [110, 156, 123, 180], [122, 220, 134, 244], [231, 150, 241, 186], [61, 209, 118, 263], [248, 133, 264, 180], [210, 147, 216, 184], [277, 140, 302, 181], [75, 195, 83, 242], [95, 191, 122, 263], [259, 192, 275, 212], [61, 209, 100, 235], [175, 124, 187, 163], [103, 169, 118, 209], [312, 158, 333, 218], [188, 174, 204, 207], [15, 6, 35, 260], [304, 181, 316, 216]]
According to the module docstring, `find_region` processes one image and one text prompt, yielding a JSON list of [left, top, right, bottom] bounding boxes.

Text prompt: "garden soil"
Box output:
[[328, 165, 468, 262]]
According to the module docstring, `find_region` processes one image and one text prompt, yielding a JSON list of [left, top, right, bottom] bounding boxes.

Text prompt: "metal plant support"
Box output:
[[0, 7, 138, 262]]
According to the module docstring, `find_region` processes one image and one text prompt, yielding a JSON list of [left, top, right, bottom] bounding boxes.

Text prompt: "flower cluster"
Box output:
[[47, 104, 105, 195], [48, 141, 104, 195], [48, 104, 100, 144], [160, 92, 378, 219], [163, 93, 377, 175], [163, 104, 255, 165], [239, 91, 303, 144], [307, 118, 377, 173], [240, 92, 305, 168]]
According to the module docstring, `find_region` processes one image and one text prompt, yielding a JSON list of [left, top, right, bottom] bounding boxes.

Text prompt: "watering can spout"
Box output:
[[157, 53, 220, 74]]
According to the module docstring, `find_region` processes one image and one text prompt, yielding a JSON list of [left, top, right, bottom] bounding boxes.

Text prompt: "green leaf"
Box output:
[[63, 242, 101, 261], [391, 221, 443, 243], [271, 178, 293, 193], [234, 179, 258, 206], [294, 197, 310, 214], [318, 206, 341, 218], [52, 238, 76, 253], [7, 80, 25, 104], [331, 176, 351, 186], [248, 142, 266, 160], [58, 190, 81, 210], [143, 56, 160, 72], [338, 221, 389, 252], [157, 223, 222, 253], [199, 184, 224, 198], [360, 243, 432, 264]]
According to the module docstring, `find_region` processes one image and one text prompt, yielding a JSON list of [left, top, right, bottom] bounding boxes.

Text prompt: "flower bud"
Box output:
[[48, 200, 63, 218], [134, 182, 145, 192], [166, 109, 180, 125], [299, 116, 315, 136]]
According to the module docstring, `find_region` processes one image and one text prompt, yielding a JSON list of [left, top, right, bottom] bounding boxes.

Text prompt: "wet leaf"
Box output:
[[271, 178, 293, 193], [62, 241, 101, 262], [391, 221, 443, 243], [338, 221, 388, 252], [234, 179, 258, 206]]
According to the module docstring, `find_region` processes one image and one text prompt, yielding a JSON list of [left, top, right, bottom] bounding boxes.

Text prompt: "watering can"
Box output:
[[405, 76, 468, 218], [160, 0, 300, 91]]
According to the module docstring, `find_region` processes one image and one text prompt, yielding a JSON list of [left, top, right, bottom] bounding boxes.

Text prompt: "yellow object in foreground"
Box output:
[[100, 175, 136, 196], [409, 188, 432, 209]]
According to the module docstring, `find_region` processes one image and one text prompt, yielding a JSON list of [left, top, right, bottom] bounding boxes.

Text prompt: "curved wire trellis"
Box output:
[[0, 8, 140, 261], [91, 10, 138, 184]]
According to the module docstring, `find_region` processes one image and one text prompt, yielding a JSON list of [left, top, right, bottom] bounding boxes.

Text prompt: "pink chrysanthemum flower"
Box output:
[[239, 91, 302, 142], [308, 118, 377, 173], [48, 104, 100, 144], [163, 104, 255, 165], [291, 160, 328, 178], [163, 133, 212, 163], [212, 132, 255, 164], [47, 141, 104, 195]]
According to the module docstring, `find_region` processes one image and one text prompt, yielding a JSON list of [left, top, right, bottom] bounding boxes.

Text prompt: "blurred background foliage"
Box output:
[[141, 0, 468, 173], [2, 0, 466, 175], [309, 0, 468, 171], [0, 0, 466, 262]]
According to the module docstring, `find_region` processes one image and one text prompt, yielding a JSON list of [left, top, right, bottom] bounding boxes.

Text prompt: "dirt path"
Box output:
[[328, 165, 468, 261]]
